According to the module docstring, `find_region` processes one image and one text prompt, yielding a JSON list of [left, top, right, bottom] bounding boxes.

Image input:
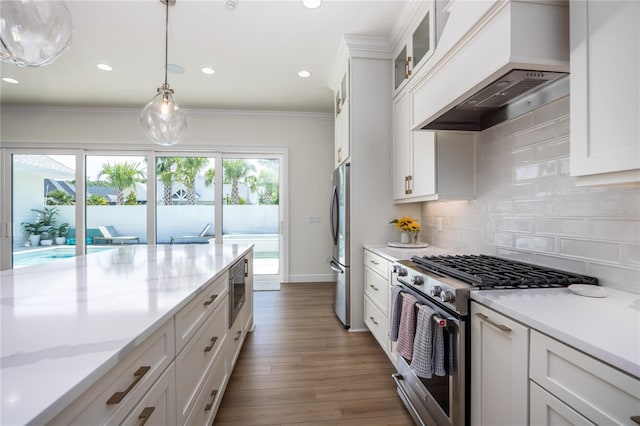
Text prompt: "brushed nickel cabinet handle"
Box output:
[[369, 316, 378, 325], [475, 312, 512, 333], [369, 260, 379, 265], [137, 407, 155, 426], [369, 284, 379, 291], [630, 416, 640, 425], [106, 366, 151, 405], [234, 330, 242, 341], [203, 294, 217, 306], [204, 336, 218, 352], [204, 389, 219, 411]]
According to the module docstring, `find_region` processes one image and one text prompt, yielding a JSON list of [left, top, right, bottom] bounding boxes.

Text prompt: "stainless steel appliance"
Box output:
[[229, 256, 248, 327], [391, 254, 598, 425], [329, 162, 350, 328]]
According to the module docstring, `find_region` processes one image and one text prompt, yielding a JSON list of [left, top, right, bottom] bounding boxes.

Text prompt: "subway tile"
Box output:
[[512, 121, 559, 150], [513, 160, 557, 181], [488, 200, 514, 214], [535, 218, 586, 237], [514, 199, 555, 215], [459, 228, 485, 244], [509, 183, 534, 199], [495, 249, 535, 263], [555, 116, 570, 137], [514, 235, 556, 253], [490, 113, 535, 140], [478, 135, 511, 160], [624, 192, 640, 216], [623, 244, 640, 267], [497, 217, 533, 233], [532, 96, 570, 125], [534, 177, 586, 197], [492, 232, 513, 247], [587, 219, 640, 242], [585, 263, 640, 293], [556, 194, 625, 216], [558, 238, 621, 263], [533, 254, 587, 274]]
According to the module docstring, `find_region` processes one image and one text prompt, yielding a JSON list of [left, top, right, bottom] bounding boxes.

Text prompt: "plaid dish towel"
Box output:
[[410, 304, 446, 378], [396, 293, 418, 361], [388, 285, 403, 342]]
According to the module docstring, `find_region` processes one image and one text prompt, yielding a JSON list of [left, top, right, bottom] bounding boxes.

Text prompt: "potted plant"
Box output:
[[53, 223, 69, 245], [31, 207, 59, 246], [21, 220, 44, 247]]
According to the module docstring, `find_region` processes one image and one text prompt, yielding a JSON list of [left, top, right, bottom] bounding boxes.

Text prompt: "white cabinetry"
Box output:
[[529, 330, 640, 425], [334, 70, 350, 166], [363, 249, 392, 358], [393, 89, 475, 203], [470, 302, 529, 426], [570, 0, 640, 186]]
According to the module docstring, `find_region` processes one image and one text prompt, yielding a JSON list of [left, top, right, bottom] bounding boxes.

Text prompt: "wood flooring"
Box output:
[[214, 282, 414, 426]]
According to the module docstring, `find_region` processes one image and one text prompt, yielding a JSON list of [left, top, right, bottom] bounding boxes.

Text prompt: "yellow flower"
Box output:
[[389, 216, 421, 233]]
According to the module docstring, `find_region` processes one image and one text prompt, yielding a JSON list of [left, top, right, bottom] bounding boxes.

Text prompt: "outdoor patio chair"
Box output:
[[170, 223, 214, 244], [95, 226, 140, 245]]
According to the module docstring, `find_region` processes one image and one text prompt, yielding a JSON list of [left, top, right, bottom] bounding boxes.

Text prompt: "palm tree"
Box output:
[[157, 157, 179, 205], [97, 161, 145, 205], [46, 189, 75, 205], [223, 159, 256, 205], [87, 194, 109, 205], [175, 157, 208, 205], [257, 169, 279, 205]]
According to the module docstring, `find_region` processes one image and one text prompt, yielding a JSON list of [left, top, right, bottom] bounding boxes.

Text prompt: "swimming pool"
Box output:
[[13, 247, 116, 268]]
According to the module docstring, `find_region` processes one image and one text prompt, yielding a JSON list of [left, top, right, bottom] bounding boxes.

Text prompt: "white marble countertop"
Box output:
[[0, 243, 252, 426], [364, 244, 454, 262], [472, 287, 640, 379]]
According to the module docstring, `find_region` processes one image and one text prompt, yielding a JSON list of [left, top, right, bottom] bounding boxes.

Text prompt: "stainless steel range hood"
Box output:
[[422, 70, 569, 131], [413, 1, 570, 132]]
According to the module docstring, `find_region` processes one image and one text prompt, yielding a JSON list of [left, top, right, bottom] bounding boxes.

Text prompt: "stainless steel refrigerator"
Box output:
[[330, 162, 350, 328]]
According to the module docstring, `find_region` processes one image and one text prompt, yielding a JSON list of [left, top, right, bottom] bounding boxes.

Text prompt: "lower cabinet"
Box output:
[[470, 302, 529, 426], [363, 249, 393, 360], [119, 364, 176, 426]]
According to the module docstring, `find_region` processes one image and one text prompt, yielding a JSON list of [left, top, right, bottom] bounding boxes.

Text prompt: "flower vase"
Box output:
[[400, 232, 410, 244]]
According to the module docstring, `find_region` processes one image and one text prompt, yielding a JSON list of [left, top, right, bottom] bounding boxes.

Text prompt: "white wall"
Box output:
[[420, 97, 640, 294], [0, 106, 335, 282]]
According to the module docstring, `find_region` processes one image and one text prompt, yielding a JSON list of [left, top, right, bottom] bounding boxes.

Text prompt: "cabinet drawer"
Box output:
[[50, 320, 175, 426], [364, 295, 390, 353], [116, 364, 176, 426], [364, 266, 389, 314], [175, 271, 228, 353], [364, 250, 389, 278], [229, 311, 245, 370], [530, 330, 640, 425], [530, 381, 595, 426], [183, 351, 229, 426], [176, 297, 228, 425]]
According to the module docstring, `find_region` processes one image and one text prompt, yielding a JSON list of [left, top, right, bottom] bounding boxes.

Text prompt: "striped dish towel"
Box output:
[[388, 285, 403, 341], [410, 304, 446, 378], [395, 293, 418, 361]]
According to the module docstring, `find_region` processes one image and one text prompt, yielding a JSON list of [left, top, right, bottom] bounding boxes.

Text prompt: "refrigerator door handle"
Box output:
[[330, 185, 339, 245], [329, 259, 344, 274]]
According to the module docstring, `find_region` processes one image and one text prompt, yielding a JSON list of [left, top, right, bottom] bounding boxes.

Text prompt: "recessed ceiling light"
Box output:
[[97, 63, 112, 71], [201, 67, 215, 75], [298, 70, 311, 78], [2, 77, 19, 84], [303, 0, 322, 9], [166, 63, 185, 74]]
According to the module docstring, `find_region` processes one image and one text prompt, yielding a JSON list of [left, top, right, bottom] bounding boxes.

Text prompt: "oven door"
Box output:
[[392, 283, 468, 426]]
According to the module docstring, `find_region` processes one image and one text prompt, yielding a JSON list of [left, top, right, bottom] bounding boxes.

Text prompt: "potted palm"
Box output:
[[21, 220, 45, 247], [53, 223, 69, 245]]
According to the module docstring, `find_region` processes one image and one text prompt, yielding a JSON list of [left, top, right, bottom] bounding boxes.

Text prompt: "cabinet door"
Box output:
[[393, 90, 413, 200], [339, 99, 350, 163], [411, 130, 436, 197], [394, 45, 410, 91], [570, 0, 640, 184], [530, 381, 595, 426], [118, 364, 177, 426], [470, 302, 529, 426]]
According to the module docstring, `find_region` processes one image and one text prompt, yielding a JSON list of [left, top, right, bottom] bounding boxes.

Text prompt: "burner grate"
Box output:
[[411, 255, 598, 289]]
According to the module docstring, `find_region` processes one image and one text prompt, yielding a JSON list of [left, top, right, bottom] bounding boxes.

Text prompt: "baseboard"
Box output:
[[286, 274, 335, 283]]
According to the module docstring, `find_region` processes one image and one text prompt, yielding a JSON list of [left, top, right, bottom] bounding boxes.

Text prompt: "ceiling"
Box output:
[[0, 0, 411, 114]]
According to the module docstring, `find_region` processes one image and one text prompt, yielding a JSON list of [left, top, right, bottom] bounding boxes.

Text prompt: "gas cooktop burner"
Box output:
[[411, 254, 599, 289]]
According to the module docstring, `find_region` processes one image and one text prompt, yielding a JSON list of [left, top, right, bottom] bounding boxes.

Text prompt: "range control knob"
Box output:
[[440, 290, 455, 303], [396, 267, 408, 277], [429, 286, 442, 297], [411, 275, 424, 285]]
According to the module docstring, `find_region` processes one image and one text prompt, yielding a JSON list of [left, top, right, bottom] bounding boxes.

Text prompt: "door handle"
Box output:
[[329, 259, 344, 274]]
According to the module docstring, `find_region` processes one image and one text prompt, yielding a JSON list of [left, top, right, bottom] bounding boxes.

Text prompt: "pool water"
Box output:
[[13, 247, 116, 268]]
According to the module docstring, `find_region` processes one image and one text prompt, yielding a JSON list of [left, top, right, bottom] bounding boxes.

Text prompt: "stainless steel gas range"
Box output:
[[390, 254, 598, 426]]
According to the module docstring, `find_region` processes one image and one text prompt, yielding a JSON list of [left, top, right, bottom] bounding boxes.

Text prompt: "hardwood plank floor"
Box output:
[[215, 283, 414, 426]]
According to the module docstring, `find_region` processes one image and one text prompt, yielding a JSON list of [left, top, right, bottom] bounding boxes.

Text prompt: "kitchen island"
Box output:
[[0, 243, 253, 425]]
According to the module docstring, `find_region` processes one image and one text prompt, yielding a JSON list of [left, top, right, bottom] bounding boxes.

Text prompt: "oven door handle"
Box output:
[[392, 374, 427, 426]]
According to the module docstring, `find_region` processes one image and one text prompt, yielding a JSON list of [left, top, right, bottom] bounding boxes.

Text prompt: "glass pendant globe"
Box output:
[[0, 0, 73, 67], [140, 85, 188, 146]]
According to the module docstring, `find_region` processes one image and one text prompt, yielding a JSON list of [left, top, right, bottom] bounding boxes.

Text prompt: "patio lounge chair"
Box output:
[[170, 223, 214, 244], [95, 226, 140, 245]]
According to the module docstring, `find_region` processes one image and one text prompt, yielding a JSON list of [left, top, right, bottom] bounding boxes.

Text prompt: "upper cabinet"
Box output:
[[569, 0, 640, 186], [334, 69, 350, 166], [393, 2, 435, 95]]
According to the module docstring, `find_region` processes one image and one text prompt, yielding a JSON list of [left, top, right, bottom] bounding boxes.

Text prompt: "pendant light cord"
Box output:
[[164, 0, 169, 86]]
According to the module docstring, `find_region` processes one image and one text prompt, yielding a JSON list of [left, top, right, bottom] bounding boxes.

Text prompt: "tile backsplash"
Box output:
[[421, 96, 640, 293]]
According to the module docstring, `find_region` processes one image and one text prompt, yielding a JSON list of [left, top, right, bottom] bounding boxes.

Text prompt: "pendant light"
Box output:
[[140, 0, 187, 146], [0, 0, 73, 67]]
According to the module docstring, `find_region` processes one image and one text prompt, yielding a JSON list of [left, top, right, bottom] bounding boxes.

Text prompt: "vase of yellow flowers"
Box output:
[[390, 216, 421, 244]]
